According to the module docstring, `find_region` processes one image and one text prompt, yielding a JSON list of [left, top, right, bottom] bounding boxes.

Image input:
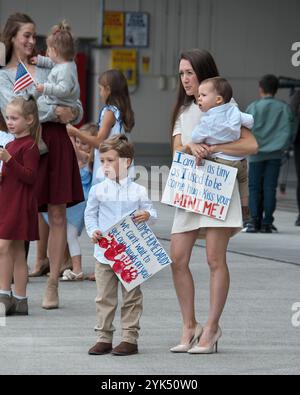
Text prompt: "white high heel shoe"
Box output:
[[188, 326, 222, 354], [170, 324, 203, 353]]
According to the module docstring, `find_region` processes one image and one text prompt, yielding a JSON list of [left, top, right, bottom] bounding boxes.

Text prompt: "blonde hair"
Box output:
[[79, 123, 98, 172], [7, 96, 41, 145], [46, 20, 75, 61], [99, 135, 134, 161]]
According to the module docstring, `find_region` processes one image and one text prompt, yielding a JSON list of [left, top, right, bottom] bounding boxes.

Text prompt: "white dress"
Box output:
[[171, 102, 242, 238]]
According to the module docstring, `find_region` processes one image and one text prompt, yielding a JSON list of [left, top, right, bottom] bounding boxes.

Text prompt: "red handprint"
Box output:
[[112, 260, 126, 274], [98, 237, 109, 249], [121, 267, 138, 283], [98, 235, 127, 262]]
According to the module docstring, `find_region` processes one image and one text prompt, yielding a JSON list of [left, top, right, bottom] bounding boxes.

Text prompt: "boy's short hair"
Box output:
[[259, 74, 279, 96], [201, 77, 233, 103], [99, 135, 134, 160]]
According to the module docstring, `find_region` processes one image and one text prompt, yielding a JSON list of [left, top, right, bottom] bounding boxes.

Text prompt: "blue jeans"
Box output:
[[249, 159, 282, 225]]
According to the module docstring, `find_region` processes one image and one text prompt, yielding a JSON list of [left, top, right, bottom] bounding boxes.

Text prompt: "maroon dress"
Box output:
[[0, 135, 40, 241], [36, 122, 84, 212]]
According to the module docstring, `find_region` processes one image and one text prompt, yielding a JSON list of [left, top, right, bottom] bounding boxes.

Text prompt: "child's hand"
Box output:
[[0, 148, 11, 163], [133, 211, 150, 224], [30, 56, 38, 65], [66, 123, 78, 138], [92, 230, 103, 244]]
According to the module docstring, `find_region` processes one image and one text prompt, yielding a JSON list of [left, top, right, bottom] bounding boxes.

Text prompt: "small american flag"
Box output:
[[13, 62, 35, 93]]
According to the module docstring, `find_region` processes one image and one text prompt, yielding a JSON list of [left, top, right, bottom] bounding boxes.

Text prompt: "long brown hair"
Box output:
[[7, 96, 41, 145], [171, 49, 220, 132], [1, 13, 35, 63], [98, 70, 135, 133]]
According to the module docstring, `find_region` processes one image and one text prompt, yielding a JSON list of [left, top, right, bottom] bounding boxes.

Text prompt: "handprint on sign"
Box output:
[[99, 235, 137, 284], [98, 236, 126, 261], [112, 260, 126, 274], [121, 267, 138, 283]]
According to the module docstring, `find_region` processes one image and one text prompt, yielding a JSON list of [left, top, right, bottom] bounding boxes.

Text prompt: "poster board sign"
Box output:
[[103, 11, 125, 46], [162, 151, 238, 221], [98, 214, 172, 292], [111, 49, 137, 86], [125, 12, 149, 47]]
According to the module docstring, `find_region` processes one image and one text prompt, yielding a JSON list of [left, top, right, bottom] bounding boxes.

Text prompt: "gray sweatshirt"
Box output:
[[36, 55, 80, 109]]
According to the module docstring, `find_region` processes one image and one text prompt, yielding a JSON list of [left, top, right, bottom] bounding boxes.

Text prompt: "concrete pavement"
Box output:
[[0, 199, 299, 375]]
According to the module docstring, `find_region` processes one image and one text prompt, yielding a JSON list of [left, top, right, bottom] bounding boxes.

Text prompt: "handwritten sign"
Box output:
[[98, 215, 172, 291], [162, 151, 237, 221]]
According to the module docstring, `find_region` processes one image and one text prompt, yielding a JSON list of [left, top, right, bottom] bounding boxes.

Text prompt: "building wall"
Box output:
[[1, 0, 299, 144]]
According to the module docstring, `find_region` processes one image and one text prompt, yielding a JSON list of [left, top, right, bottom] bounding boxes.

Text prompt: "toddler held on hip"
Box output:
[[191, 77, 254, 220]]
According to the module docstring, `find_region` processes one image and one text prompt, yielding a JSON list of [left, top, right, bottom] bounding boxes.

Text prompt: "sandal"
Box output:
[[62, 269, 84, 281]]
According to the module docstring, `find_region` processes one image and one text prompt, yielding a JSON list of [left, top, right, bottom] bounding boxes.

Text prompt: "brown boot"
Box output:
[[88, 342, 112, 355], [42, 278, 59, 309], [29, 258, 50, 277], [111, 342, 138, 356]]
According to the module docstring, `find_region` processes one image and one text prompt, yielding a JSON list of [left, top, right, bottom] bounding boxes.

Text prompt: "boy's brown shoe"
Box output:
[[88, 342, 112, 355], [111, 342, 138, 356]]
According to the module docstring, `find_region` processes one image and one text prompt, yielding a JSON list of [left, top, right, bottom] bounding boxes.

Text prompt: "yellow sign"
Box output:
[[111, 49, 137, 86], [103, 11, 124, 47]]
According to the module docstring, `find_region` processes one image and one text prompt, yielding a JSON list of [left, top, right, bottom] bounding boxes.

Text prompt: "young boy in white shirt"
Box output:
[[191, 77, 254, 219], [85, 135, 157, 356]]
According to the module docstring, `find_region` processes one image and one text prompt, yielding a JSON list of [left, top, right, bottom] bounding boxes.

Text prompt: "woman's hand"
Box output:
[[55, 106, 78, 124], [0, 148, 11, 163], [188, 143, 210, 165], [133, 211, 150, 224]]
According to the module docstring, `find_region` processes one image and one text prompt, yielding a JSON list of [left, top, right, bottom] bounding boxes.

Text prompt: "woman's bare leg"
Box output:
[[42, 204, 67, 309], [198, 227, 231, 347], [29, 214, 49, 275], [47, 204, 67, 280], [170, 230, 199, 344]]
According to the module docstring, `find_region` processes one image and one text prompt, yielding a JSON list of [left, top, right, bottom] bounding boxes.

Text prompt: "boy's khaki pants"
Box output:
[[94, 262, 143, 345]]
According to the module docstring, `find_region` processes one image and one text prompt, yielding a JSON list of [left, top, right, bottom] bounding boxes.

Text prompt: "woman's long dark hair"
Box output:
[[99, 70, 135, 133], [1, 13, 35, 64], [171, 49, 219, 132]]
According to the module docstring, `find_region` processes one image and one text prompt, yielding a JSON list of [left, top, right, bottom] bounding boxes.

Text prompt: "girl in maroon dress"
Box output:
[[0, 96, 40, 316]]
